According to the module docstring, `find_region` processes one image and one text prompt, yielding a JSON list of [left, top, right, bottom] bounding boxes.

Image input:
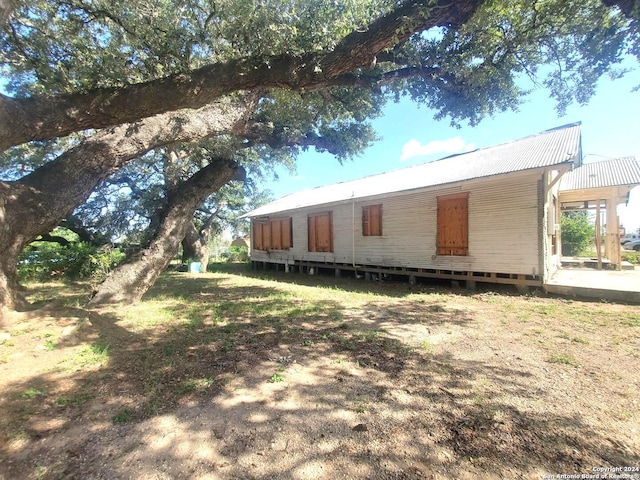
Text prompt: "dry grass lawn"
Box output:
[[0, 264, 639, 479]]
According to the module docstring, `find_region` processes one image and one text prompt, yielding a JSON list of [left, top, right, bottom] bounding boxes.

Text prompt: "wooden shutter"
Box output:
[[316, 212, 332, 251], [281, 217, 292, 249], [270, 217, 292, 250], [363, 204, 382, 236], [437, 193, 469, 256], [262, 219, 271, 250], [253, 218, 292, 251], [253, 220, 264, 250], [270, 218, 282, 250], [308, 215, 317, 252], [308, 212, 333, 252]]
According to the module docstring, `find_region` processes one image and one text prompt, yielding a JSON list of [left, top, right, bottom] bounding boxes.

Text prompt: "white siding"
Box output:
[[251, 171, 542, 276]]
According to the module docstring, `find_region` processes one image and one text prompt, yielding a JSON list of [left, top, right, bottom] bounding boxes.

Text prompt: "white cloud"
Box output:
[[400, 136, 475, 161]]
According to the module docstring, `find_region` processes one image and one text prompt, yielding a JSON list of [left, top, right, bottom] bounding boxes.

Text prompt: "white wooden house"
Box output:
[[244, 123, 640, 290]]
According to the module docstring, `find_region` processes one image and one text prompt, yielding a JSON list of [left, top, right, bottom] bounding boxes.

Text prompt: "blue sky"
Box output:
[[266, 65, 640, 232]]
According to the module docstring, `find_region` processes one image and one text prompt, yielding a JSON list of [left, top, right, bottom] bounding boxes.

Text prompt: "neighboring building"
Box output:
[[243, 123, 640, 290], [230, 236, 250, 249]]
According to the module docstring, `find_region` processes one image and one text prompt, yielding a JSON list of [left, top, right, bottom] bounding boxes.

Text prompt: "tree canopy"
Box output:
[[0, 0, 638, 311], [2, 0, 635, 148]]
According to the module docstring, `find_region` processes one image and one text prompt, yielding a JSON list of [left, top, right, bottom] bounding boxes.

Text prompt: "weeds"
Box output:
[[269, 373, 285, 383], [112, 408, 134, 424], [176, 377, 214, 395], [55, 392, 93, 406], [21, 387, 45, 399], [548, 353, 577, 365], [420, 340, 435, 354]]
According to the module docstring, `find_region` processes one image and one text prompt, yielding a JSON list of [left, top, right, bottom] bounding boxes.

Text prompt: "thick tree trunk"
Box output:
[[0, 229, 28, 316], [0, 0, 483, 150], [0, 180, 60, 312], [181, 222, 211, 272], [89, 158, 244, 305], [0, 98, 255, 311]]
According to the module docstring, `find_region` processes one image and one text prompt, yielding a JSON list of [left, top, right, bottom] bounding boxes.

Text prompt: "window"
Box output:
[[252, 217, 292, 251], [362, 204, 382, 236], [308, 212, 333, 252], [437, 193, 469, 256]]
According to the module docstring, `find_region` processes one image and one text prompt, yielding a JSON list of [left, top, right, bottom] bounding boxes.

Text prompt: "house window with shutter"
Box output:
[[308, 212, 333, 252], [437, 193, 469, 256], [252, 217, 292, 251], [362, 204, 382, 236]]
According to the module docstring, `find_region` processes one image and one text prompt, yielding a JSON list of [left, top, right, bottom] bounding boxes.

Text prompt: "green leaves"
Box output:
[[1, 0, 394, 96], [386, 0, 634, 125], [561, 211, 595, 256], [2, 0, 635, 128]]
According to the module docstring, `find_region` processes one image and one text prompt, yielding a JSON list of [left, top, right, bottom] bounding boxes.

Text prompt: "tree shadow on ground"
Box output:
[[212, 262, 551, 302], [0, 271, 637, 479]]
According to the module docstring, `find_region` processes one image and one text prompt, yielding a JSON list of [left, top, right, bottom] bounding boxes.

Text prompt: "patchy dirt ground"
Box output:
[[1, 267, 639, 479]]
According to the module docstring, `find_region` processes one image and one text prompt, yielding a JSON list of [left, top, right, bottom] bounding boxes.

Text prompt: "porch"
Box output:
[[544, 267, 640, 303]]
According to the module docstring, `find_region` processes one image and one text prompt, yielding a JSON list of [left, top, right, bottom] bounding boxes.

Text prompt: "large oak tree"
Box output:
[[0, 0, 637, 312]]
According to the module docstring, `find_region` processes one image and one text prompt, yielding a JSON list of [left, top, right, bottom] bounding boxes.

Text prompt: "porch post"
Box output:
[[595, 199, 602, 270], [606, 196, 622, 270]]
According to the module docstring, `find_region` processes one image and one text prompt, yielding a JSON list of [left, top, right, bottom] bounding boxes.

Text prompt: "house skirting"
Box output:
[[251, 259, 542, 291]]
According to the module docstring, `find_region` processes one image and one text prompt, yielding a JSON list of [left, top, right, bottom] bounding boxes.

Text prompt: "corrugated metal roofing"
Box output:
[[559, 156, 640, 191], [245, 123, 582, 218]]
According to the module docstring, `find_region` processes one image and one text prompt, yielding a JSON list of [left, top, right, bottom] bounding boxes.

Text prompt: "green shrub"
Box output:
[[18, 242, 125, 283], [561, 212, 594, 256], [226, 246, 249, 263], [622, 251, 640, 265]]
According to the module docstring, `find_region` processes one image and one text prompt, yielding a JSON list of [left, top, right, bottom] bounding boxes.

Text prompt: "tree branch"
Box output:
[[0, 94, 257, 253], [61, 215, 107, 245], [36, 233, 70, 246], [0, 0, 483, 151]]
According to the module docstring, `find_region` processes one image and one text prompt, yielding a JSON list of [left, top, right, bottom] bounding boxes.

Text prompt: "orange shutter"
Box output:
[[308, 212, 333, 252], [270, 218, 282, 250], [262, 220, 271, 250], [370, 204, 381, 236], [281, 217, 292, 249], [253, 221, 263, 250], [437, 193, 468, 256], [362, 205, 382, 236], [316, 212, 332, 252], [308, 215, 317, 252], [362, 206, 371, 236]]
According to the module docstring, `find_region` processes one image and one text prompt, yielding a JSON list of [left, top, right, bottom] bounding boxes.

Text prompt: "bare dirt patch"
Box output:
[[1, 266, 639, 479]]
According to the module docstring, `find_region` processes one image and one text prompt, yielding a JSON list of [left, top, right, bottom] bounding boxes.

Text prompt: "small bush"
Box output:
[[226, 246, 249, 263], [622, 251, 640, 265], [561, 212, 594, 256], [18, 242, 125, 283], [112, 408, 134, 424], [269, 373, 285, 383]]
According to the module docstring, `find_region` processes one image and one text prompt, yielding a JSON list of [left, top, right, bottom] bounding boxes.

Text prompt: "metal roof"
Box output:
[[559, 156, 640, 192], [245, 123, 582, 218]]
